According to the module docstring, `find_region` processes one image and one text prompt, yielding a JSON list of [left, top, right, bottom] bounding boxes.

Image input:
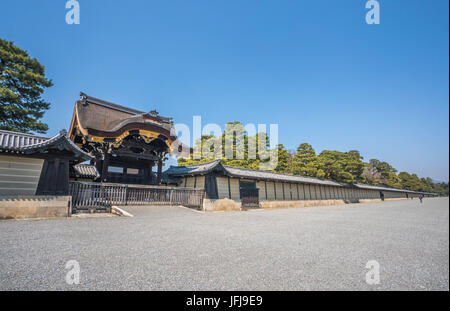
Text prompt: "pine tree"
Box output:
[[274, 144, 291, 173], [317, 150, 364, 183], [292, 143, 319, 177], [0, 38, 53, 133]]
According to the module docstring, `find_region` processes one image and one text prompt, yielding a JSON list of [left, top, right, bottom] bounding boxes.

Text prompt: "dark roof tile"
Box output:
[[0, 129, 92, 162], [71, 164, 99, 179]]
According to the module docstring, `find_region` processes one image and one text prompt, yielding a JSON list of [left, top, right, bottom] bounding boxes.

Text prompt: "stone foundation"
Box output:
[[203, 198, 242, 211], [0, 196, 72, 220], [260, 200, 347, 209], [203, 197, 409, 211]]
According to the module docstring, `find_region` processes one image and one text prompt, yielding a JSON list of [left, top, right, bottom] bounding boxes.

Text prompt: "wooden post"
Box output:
[[156, 159, 163, 184], [101, 152, 110, 182], [264, 181, 268, 200], [51, 158, 60, 194], [143, 162, 153, 185]]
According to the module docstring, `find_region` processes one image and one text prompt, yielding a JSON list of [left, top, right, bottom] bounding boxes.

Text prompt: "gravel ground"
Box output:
[[0, 198, 448, 291]]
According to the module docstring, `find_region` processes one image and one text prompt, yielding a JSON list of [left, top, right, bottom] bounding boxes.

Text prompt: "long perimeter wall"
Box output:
[[178, 176, 421, 201]]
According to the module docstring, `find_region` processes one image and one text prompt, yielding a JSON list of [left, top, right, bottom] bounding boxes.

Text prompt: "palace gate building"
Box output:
[[68, 92, 178, 185]]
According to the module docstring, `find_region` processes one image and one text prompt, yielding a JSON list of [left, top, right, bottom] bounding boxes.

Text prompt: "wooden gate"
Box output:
[[240, 188, 260, 209]]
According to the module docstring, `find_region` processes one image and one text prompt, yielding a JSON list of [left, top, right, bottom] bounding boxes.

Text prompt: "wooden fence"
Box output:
[[69, 182, 205, 213]]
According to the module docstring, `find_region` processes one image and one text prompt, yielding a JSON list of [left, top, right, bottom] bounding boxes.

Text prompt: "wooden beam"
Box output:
[[114, 150, 159, 161]]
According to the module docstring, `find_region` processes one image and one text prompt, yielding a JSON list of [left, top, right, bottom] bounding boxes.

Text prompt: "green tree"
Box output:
[[178, 134, 220, 166], [292, 143, 319, 177], [345, 150, 365, 182], [0, 39, 53, 133], [348, 150, 363, 161], [386, 172, 402, 189], [317, 150, 364, 183], [274, 144, 291, 173], [432, 182, 449, 196], [398, 172, 423, 191], [177, 122, 274, 170], [362, 159, 398, 186], [420, 177, 434, 193]]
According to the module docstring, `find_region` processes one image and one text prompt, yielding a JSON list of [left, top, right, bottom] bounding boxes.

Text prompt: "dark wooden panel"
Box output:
[[240, 188, 260, 209], [36, 158, 70, 195], [205, 175, 218, 199]]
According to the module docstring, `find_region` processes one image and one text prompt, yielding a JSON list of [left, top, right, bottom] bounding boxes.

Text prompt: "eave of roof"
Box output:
[[164, 159, 222, 176], [222, 164, 342, 186], [161, 173, 182, 185], [354, 183, 436, 195], [71, 164, 100, 179], [0, 130, 49, 150], [0, 129, 92, 162], [165, 160, 342, 186]]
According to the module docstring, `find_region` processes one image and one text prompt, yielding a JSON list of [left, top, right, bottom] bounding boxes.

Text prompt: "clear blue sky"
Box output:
[[1, 0, 448, 181]]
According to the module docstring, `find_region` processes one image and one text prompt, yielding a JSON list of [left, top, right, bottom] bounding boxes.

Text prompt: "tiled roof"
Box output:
[[354, 183, 408, 193], [354, 183, 435, 195], [165, 160, 342, 186], [80, 92, 145, 115], [75, 92, 174, 133], [223, 165, 342, 186], [0, 130, 49, 151], [164, 159, 222, 176], [0, 129, 92, 161], [71, 164, 99, 179], [161, 173, 182, 185]]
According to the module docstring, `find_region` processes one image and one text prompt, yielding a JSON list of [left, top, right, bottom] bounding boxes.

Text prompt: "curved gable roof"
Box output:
[[70, 93, 176, 142]]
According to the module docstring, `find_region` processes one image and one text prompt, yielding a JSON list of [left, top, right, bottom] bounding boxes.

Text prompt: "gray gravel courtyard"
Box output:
[[0, 198, 448, 291]]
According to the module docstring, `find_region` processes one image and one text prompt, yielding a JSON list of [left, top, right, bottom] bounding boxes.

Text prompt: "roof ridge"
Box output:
[[180, 159, 221, 168], [354, 183, 436, 195], [176, 159, 338, 183], [80, 92, 144, 115], [222, 163, 335, 183]]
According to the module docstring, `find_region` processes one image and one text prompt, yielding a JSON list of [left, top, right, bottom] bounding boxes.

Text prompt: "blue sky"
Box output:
[[1, 0, 448, 181]]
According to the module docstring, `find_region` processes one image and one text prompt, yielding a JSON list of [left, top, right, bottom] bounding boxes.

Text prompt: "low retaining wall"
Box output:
[[203, 198, 242, 211], [203, 197, 410, 211], [0, 196, 72, 220], [261, 200, 347, 209]]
